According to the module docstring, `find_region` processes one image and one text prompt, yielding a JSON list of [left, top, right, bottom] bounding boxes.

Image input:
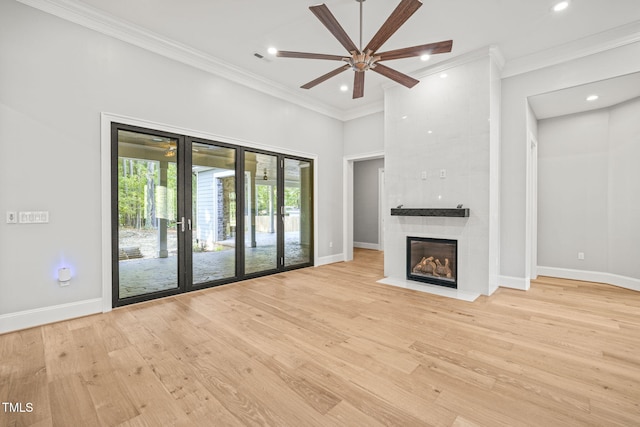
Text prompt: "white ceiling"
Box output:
[[529, 72, 640, 120], [23, 0, 640, 118]]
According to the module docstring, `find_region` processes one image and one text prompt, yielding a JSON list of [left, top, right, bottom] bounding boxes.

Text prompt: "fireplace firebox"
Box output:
[[407, 237, 457, 288]]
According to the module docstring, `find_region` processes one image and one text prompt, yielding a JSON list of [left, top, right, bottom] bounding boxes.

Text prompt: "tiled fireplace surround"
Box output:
[[379, 50, 501, 299]]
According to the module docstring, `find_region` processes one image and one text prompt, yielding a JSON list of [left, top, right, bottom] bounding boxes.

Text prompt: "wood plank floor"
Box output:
[[2, 248, 640, 426]]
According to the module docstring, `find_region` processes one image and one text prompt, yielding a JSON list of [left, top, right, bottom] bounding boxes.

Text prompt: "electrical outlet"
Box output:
[[6, 211, 17, 223], [421, 171, 427, 180], [440, 169, 447, 179], [578, 252, 585, 260]]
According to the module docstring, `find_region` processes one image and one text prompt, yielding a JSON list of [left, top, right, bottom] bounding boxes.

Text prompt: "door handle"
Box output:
[[176, 217, 185, 232]]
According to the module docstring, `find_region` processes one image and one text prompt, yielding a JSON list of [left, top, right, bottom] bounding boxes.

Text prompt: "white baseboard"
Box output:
[[316, 253, 345, 266], [488, 281, 500, 296], [0, 298, 103, 335], [537, 266, 640, 292], [499, 275, 530, 291], [353, 242, 380, 250]]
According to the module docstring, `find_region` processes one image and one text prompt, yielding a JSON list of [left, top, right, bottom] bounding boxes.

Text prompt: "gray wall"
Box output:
[[538, 110, 610, 272], [608, 98, 640, 279], [500, 41, 640, 283], [0, 1, 344, 319], [538, 97, 640, 279], [353, 158, 384, 246]]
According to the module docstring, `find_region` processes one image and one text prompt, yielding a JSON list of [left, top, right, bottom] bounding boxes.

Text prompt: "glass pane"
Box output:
[[191, 143, 236, 284], [117, 130, 178, 298], [245, 152, 278, 274], [285, 159, 312, 266]]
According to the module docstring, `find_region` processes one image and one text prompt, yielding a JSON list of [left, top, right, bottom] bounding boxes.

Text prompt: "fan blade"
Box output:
[[353, 71, 365, 99], [276, 51, 347, 61], [372, 63, 419, 88], [301, 65, 350, 89], [310, 4, 358, 53], [377, 40, 453, 61], [365, 0, 422, 54]]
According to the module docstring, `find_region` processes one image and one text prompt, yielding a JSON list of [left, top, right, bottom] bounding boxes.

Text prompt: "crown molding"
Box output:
[[489, 45, 505, 72], [502, 20, 640, 78], [341, 101, 384, 121], [17, 0, 640, 120], [380, 46, 496, 93], [413, 46, 501, 80], [16, 0, 353, 121]]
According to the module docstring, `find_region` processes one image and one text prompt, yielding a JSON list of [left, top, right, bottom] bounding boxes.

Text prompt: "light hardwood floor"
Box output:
[[2, 249, 640, 426]]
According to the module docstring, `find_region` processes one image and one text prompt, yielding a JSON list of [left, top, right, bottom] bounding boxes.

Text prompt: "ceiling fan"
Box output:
[[276, 0, 453, 99]]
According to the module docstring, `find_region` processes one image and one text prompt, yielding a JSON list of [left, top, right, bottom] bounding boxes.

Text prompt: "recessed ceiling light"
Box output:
[[428, 130, 433, 134], [401, 115, 408, 120], [267, 47, 278, 55], [440, 73, 448, 79], [420, 54, 431, 61], [553, 1, 569, 12], [586, 94, 599, 101], [340, 84, 349, 92]]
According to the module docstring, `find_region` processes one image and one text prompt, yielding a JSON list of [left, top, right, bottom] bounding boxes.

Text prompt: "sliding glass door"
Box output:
[[113, 128, 182, 302], [189, 141, 237, 287], [112, 123, 313, 307], [244, 151, 279, 275], [284, 158, 313, 267]]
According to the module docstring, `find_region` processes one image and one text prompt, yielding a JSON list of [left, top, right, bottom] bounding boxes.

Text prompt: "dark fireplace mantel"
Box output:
[[390, 208, 469, 217]]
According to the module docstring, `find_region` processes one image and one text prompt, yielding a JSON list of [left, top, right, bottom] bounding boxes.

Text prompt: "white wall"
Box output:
[[0, 1, 344, 325], [537, 97, 640, 286], [488, 52, 502, 294], [608, 98, 640, 279], [500, 41, 640, 283], [343, 112, 384, 156], [383, 52, 500, 295], [538, 110, 610, 272], [342, 112, 385, 262], [353, 158, 384, 246]]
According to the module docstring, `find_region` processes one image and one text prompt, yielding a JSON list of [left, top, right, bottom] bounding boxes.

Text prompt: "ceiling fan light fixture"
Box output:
[[277, 0, 453, 99], [340, 84, 349, 92], [420, 54, 431, 61], [267, 47, 278, 55], [347, 51, 380, 72]]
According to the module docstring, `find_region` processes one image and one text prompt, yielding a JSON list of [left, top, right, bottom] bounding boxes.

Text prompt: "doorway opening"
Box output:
[[343, 152, 385, 261]]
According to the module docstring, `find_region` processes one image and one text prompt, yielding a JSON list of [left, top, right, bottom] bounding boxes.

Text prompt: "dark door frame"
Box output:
[[111, 122, 314, 308]]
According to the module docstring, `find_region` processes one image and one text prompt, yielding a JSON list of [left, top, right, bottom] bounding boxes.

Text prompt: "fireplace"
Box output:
[[407, 237, 457, 288]]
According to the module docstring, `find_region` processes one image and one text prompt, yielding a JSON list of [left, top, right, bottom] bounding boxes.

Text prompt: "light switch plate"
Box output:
[[6, 211, 17, 223], [19, 211, 49, 224]]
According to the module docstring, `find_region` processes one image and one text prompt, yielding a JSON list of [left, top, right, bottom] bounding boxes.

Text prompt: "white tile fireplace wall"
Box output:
[[383, 49, 501, 296]]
